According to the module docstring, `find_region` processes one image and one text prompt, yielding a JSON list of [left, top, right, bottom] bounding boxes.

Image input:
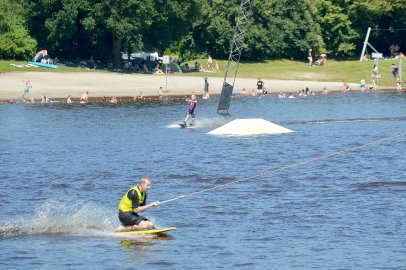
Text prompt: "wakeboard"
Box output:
[[179, 123, 187, 128], [115, 227, 176, 235]]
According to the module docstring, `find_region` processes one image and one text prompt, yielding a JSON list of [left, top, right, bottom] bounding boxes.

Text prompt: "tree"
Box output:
[[144, 0, 202, 54], [26, 0, 156, 66], [348, 0, 406, 56], [17, 0, 405, 63], [267, 0, 324, 59], [186, 0, 324, 61], [26, 0, 200, 67], [90, 0, 157, 67], [0, 0, 37, 59], [315, 0, 359, 57], [187, 0, 238, 59], [27, 0, 93, 59]]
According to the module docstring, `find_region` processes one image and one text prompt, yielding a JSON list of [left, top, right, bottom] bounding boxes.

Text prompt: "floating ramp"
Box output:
[[208, 118, 293, 136]]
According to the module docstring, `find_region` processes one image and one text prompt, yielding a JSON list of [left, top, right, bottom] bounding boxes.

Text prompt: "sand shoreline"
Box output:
[[1, 71, 359, 100]]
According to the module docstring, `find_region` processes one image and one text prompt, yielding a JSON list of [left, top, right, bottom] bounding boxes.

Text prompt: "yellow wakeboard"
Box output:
[[114, 227, 176, 235]]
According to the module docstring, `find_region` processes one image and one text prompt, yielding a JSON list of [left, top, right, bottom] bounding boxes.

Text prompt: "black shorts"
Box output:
[[118, 211, 148, 226]]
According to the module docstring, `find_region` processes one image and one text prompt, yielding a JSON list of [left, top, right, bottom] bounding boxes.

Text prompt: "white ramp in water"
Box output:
[[207, 118, 293, 136]]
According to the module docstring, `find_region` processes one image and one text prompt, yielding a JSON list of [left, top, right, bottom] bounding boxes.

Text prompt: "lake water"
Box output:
[[0, 92, 405, 269]]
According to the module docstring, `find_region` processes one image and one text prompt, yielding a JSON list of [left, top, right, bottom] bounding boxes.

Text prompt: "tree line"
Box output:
[[1, 0, 405, 67]]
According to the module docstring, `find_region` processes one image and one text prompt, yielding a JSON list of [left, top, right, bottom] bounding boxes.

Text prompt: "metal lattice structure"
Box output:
[[217, 0, 252, 114]]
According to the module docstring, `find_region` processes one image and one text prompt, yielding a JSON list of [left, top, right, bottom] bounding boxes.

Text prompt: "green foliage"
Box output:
[[269, 0, 324, 58], [186, 0, 325, 61], [177, 34, 207, 61], [2, 0, 405, 63], [0, 0, 37, 59], [187, 0, 237, 58], [144, 0, 201, 52], [336, 42, 356, 57], [315, 0, 358, 57], [348, 0, 406, 55], [163, 48, 178, 59]]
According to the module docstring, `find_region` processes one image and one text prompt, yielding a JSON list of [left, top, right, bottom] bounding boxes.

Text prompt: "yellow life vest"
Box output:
[[118, 186, 145, 212]]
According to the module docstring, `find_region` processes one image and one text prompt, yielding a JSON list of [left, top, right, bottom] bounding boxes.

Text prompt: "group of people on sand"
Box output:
[[71, 91, 117, 104], [20, 82, 94, 104], [21, 93, 55, 104], [276, 88, 316, 99], [307, 48, 327, 67], [61, 91, 91, 104], [358, 61, 403, 92], [20, 80, 54, 104], [181, 55, 220, 73], [238, 80, 392, 99], [238, 79, 322, 98], [20, 85, 121, 104]]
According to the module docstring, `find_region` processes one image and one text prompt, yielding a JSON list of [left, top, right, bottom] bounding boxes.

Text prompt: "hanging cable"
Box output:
[[159, 131, 406, 205]]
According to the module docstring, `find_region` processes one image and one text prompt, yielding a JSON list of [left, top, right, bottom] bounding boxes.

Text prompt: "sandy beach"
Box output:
[[0, 71, 356, 100]]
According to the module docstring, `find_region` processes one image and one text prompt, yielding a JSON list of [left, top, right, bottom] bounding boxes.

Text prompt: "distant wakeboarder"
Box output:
[[180, 94, 197, 127]]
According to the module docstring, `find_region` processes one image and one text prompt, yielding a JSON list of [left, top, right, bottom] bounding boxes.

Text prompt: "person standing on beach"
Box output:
[[22, 81, 32, 100], [204, 76, 209, 96], [158, 87, 163, 99], [116, 176, 160, 232], [207, 55, 213, 71], [391, 63, 398, 78], [360, 79, 367, 92], [343, 81, 351, 92], [308, 49, 313, 66], [183, 94, 197, 126], [66, 95, 72, 104], [256, 78, 264, 95], [23, 80, 32, 94]]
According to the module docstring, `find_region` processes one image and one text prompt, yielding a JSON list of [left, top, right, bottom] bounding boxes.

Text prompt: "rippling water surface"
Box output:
[[1, 92, 405, 269]]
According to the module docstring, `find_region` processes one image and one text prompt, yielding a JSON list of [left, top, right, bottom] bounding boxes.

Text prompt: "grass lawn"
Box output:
[[1, 58, 404, 88], [186, 58, 404, 88]]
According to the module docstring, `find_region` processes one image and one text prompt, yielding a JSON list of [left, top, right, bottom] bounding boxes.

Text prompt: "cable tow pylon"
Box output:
[[217, 0, 252, 114]]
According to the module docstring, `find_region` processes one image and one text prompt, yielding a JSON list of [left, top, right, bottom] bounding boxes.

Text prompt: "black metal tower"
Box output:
[[217, 0, 252, 114]]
